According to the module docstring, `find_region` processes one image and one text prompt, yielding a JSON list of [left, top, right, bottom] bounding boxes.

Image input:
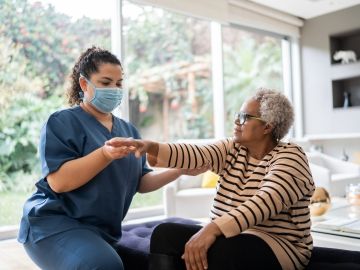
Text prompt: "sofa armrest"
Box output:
[[322, 154, 360, 174], [163, 182, 177, 217], [309, 163, 331, 190]]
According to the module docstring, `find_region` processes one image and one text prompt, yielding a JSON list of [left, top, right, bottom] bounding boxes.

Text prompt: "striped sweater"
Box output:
[[155, 139, 315, 270]]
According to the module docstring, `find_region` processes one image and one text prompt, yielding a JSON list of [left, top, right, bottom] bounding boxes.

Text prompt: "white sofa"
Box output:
[[163, 173, 216, 218], [163, 138, 217, 218], [307, 152, 360, 197]]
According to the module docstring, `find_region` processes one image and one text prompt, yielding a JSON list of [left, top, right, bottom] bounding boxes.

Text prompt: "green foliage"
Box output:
[[181, 76, 214, 139], [124, 6, 194, 73], [223, 29, 283, 135], [0, 93, 64, 192], [0, 34, 49, 192], [130, 189, 162, 209], [0, 0, 110, 193], [0, 192, 30, 226], [0, 0, 283, 196], [0, 0, 111, 94], [0, 35, 41, 109], [124, 4, 213, 140]]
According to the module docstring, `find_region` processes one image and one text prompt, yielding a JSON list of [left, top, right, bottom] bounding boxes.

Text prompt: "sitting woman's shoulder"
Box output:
[[45, 106, 81, 124], [276, 141, 307, 158]]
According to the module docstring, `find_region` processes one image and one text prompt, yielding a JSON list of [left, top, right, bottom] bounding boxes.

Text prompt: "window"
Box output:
[[122, 1, 214, 209], [0, 0, 292, 225], [222, 25, 284, 136], [123, 1, 214, 142]]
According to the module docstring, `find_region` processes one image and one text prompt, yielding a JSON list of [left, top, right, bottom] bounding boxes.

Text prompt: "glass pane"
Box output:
[[0, 0, 111, 227], [222, 26, 284, 136], [123, 1, 214, 143], [123, 1, 213, 209]]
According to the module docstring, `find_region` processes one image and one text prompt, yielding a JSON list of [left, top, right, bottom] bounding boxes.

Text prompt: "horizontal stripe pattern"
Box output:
[[156, 140, 315, 270]]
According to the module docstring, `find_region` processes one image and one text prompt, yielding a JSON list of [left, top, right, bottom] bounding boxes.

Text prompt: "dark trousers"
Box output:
[[150, 222, 282, 270]]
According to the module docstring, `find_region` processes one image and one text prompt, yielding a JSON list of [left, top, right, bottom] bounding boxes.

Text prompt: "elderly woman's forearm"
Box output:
[[141, 140, 159, 166], [144, 140, 159, 156]]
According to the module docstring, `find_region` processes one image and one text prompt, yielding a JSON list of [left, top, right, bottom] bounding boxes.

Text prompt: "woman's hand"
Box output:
[[102, 137, 137, 161], [182, 222, 222, 270], [106, 138, 158, 159]]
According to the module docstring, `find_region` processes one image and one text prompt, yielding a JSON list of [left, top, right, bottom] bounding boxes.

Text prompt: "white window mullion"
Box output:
[[282, 37, 297, 139], [282, 38, 292, 101], [290, 37, 304, 139], [211, 22, 225, 139], [112, 0, 129, 120]]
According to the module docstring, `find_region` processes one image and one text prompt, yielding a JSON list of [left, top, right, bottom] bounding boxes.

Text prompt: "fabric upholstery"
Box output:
[[115, 217, 360, 270], [178, 174, 204, 190], [115, 217, 199, 269], [306, 246, 360, 270], [307, 152, 360, 197]]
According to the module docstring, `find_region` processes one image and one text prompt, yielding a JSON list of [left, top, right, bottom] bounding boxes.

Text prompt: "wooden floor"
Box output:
[[0, 239, 39, 270]]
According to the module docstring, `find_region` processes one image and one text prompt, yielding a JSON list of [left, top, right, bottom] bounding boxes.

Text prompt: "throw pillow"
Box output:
[[201, 171, 220, 188]]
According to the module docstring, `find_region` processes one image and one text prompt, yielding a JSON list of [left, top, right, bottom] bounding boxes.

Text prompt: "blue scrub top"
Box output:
[[18, 106, 152, 244]]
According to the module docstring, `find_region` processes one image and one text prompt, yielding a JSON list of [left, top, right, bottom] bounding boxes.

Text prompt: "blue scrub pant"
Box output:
[[24, 228, 124, 270]]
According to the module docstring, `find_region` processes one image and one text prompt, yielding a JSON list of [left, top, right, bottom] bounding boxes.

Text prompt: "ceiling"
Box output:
[[248, 0, 360, 19]]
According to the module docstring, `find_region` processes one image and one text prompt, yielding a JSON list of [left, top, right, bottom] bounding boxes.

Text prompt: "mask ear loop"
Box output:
[[78, 74, 86, 101]]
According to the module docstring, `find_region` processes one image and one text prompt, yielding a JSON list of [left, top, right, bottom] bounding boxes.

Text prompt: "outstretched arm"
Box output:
[[106, 137, 232, 175]]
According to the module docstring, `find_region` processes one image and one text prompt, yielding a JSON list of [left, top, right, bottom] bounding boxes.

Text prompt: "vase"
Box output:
[[343, 91, 352, 108]]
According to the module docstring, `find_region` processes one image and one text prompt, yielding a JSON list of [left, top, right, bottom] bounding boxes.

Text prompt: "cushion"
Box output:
[[115, 217, 360, 270], [177, 188, 216, 196], [306, 246, 360, 269], [201, 171, 220, 188], [115, 217, 200, 270]]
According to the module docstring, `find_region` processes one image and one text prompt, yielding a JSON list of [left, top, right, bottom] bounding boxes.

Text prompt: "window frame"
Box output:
[[0, 1, 301, 236], [118, 0, 299, 220]]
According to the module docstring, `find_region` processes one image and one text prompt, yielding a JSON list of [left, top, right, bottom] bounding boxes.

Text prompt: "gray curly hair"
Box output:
[[252, 88, 294, 141]]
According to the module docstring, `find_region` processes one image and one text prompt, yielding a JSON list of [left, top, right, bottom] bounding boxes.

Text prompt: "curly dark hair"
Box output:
[[67, 46, 122, 106]]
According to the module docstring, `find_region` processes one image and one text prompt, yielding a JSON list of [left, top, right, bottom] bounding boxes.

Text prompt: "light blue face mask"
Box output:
[[81, 76, 124, 113]]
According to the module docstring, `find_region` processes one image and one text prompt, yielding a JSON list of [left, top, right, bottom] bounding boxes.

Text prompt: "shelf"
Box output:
[[332, 76, 360, 108], [304, 133, 360, 141], [333, 105, 360, 111], [331, 61, 360, 80], [330, 29, 360, 65], [330, 29, 360, 109]]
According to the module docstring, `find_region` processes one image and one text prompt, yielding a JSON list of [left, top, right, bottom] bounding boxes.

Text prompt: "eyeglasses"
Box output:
[[234, 112, 265, 125]]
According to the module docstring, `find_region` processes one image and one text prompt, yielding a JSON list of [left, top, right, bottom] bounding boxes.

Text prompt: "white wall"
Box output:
[[301, 5, 360, 161], [301, 5, 360, 136]]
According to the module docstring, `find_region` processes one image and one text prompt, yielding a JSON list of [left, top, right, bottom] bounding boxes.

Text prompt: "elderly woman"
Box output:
[[107, 88, 315, 270]]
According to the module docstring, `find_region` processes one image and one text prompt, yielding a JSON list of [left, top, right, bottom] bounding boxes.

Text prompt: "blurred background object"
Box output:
[[310, 187, 331, 217]]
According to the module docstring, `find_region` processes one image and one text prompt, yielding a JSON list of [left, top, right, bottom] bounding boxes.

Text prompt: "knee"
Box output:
[[84, 254, 124, 270], [151, 223, 174, 242], [150, 223, 177, 252]]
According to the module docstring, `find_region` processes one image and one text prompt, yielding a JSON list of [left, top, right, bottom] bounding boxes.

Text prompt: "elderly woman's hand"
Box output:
[[102, 137, 137, 160], [106, 137, 155, 158], [182, 222, 222, 270]]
